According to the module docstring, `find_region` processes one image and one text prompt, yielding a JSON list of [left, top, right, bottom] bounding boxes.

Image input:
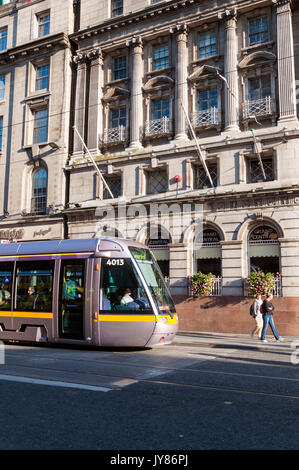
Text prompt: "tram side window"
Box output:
[[15, 261, 54, 312], [62, 263, 84, 303], [0, 262, 13, 310], [100, 258, 151, 312]]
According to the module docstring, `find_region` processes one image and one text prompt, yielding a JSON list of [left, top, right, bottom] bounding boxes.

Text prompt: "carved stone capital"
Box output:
[[170, 23, 188, 41], [73, 52, 87, 65], [87, 47, 103, 63], [126, 36, 143, 49], [273, 0, 292, 13], [219, 8, 237, 28]]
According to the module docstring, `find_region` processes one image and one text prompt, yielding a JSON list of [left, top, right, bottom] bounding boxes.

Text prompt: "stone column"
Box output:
[[87, 48, 104, 155], [73, 52, 87, 153], [127, 36, 143, 149], [221, 240, 244, 295], [169, 243, 189, 297], [280, 238, 299, 297], [172, 24, 189, 141], [276, 0, 298, 123], [222, 9, 240, 132]]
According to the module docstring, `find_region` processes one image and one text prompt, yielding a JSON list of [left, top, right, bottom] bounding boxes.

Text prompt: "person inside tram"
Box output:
[[64, 274, 84, 301], [24, 286, 40, 310], [120, 288, 134, 306], [0, 283, 10, 306]]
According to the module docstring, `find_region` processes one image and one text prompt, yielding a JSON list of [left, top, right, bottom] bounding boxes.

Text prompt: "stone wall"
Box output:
[[174, 296, 299, 337]]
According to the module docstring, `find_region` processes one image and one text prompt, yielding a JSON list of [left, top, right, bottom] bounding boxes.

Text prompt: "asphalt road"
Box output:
[[0, 331, 298, 453]]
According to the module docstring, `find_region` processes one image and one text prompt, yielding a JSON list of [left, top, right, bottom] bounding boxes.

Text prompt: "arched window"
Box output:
[[31, 168, 48, 215], [248, 225, 280, 274], [146, 226, 171, 277], [194, 228, 222, 276]]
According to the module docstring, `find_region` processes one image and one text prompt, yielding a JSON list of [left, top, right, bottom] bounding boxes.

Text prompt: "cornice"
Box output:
[[0, 32, 71, 65]]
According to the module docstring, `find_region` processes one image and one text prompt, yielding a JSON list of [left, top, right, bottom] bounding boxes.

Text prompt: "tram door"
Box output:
[[58, 260, 85, 340]]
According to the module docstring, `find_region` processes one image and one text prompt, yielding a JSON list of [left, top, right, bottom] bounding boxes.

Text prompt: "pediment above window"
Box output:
[[239, 51, 276, 69], [102, 86, 130, 102], [188, 64, 222, 83], [143, 75, 174, 92]]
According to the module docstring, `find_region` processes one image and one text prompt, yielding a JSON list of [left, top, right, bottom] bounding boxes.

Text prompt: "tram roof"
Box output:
[[0, 237, 146, 257]]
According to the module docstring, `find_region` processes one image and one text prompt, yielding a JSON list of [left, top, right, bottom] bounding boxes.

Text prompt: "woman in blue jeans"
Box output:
[[261, 293, 284, 343]]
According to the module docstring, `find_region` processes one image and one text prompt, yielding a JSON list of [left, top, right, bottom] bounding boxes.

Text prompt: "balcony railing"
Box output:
[[103, 125, 128, 146], [188, 276, 223, 297], [191, 107, 220, 129], [144, 116, 173, 138], [243, 96, 274, 120]]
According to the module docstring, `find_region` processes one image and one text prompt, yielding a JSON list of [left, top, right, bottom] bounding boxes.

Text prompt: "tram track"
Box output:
[[2, 351, 299, 400]]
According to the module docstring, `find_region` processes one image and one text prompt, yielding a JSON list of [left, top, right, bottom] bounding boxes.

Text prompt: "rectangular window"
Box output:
[[103, 175, 122, 200], [0, 27, 7, 51], [113, 56, 127, 81], [248, 17, 269, 46], [198, 31, 217, 59], [153, 44, 169, 71], [151, 99, 170, 120], [111, 0, 123, 17], [247, 157, 274, 183], [0, 262, 13, 311], [110, 107, 127, 128], [15, 261, 54, 312], [146, 169, 168, 195], [36, 64, 49, 91], [248, 76, 271, 101], [194, 163, 218, 189], [33, 108, 48, 144], [0, 75, 5, 100], [38, 13, 50, 37], [0, 117, 3, 151], [198, 88, 218, 111]]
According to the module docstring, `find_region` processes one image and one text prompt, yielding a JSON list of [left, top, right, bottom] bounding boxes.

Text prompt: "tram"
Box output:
[[0, 238, 178, 347]]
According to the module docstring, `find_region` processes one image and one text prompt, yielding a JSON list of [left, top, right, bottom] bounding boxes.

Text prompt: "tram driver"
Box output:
[[120, 288, 134, 305]]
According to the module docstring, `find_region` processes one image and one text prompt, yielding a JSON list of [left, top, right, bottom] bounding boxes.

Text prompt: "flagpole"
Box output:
[[250, 128, 266, 181], [73, 126, 114, 199], [180, 100, 214, 188]]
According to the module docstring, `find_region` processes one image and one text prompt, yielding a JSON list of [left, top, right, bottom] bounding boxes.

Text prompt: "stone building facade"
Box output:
[[0, 0, 75, 242], [1, 0, 299, 310], [66, 0, 299, 302]]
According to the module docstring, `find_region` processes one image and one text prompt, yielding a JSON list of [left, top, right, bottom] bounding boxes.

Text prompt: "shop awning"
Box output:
[[249, 243, 279, 258]]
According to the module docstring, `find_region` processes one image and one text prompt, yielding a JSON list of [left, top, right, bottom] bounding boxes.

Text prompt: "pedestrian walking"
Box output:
[[260, 293, 284, 343], [250, 293, 263, 339]]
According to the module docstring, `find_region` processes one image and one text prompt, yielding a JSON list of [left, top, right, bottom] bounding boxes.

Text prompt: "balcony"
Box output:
[[243, 96, 275, 120], [191, 107, 220, 130], [102, 125, 128, 147], [144, 116, 173, 139]]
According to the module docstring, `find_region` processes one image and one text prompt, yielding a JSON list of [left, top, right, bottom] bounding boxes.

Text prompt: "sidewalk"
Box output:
[[174, 330, 298, 349]]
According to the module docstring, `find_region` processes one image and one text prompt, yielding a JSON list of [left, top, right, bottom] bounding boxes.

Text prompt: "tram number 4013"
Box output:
[[105, 259, 125, 266]]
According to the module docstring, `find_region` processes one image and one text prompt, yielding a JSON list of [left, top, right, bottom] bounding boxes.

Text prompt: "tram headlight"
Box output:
[[158, 316, 169, 324]]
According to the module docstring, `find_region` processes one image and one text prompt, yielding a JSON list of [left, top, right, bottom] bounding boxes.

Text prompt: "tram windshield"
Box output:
[[130, 247, 176, 315]]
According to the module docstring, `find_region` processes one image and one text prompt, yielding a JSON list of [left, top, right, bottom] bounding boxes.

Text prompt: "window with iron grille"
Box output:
[[38, 13, 50, 37], [0, 27, 7, 51], [198, 88, 218, 111], [248, 17, 269, 46], [194, 163, 218, 189], [110, 107, 127, 128], [111, 0, 123, 17], [0, 75, 5, 100], [33, 108, 48, 144], [248, 76, 271, 101], [31, 168, 48, 215], [103, 175, 122, 200], [198, 31, 217, 59], [153, 44, 169, 71], [151, 99, 170, 120], [113, 56, 127, 81], [146, 169, 168, 195], [247, 157, 274, 183], [36, 63, 49, 91]]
